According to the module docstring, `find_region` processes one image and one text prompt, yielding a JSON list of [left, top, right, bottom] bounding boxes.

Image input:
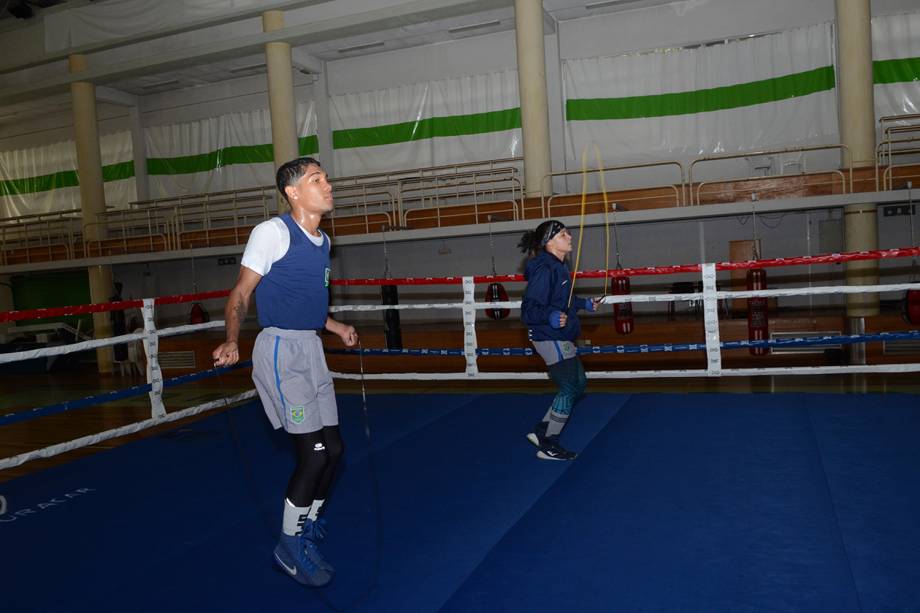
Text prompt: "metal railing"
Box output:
[[171, 189, 274, 250], [689, 144, 852, 205], [399, 167, 523, 225], [879, 112, 920, 138], [84, 207, 175, 257], [539, 160, 686, 218], [0, 208, 83, 265], [876, 133, 920, 191], [7, 132, 920, 267]]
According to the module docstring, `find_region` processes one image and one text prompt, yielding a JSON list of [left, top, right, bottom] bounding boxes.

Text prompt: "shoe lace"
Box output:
[[313, 518, 327, 542], [295, 533, 321, 571]]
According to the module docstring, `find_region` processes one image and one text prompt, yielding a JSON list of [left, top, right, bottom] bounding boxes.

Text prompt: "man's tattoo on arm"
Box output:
[[233, 300, 246, 324]]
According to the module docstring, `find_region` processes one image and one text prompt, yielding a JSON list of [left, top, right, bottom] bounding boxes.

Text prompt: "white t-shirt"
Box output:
[[241, 217, 328, 276]]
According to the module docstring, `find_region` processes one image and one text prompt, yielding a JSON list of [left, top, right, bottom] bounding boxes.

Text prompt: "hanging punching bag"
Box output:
[[483, 217, 509, 320], [612, 276, 634, 334], [381, 284, 403, 350], [484, 282, 510, 320], [904, 290, 920, 325], [189, 302, 210, 324], [746, 268, 769, 355]]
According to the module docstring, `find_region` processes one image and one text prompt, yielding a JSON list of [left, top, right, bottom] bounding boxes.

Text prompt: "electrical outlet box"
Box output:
[[882, 204, 916, 217]]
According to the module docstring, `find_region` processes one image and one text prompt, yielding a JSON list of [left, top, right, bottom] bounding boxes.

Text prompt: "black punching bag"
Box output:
[[381, 284, 402, 350]]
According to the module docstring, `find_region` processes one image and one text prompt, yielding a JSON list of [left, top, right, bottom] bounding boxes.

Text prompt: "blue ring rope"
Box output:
[[0, 361, 252, 427], [327, 330, 920, 357], [5, 331, 918, 428]]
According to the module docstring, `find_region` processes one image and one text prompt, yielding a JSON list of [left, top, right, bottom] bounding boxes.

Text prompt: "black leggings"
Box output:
[[285, 425, 344, 508]]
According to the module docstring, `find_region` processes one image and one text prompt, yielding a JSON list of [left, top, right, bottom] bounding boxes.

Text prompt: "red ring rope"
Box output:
[[2, 246, 919, 323]]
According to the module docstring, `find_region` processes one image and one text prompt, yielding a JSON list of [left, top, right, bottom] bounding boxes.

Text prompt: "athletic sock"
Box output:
[[282, 498, 310, 536], [544, 409, 569, 438], [308, 499, 325, 521]]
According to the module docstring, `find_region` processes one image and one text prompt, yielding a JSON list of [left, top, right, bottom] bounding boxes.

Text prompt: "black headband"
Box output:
[[540, 220, 566, 248]]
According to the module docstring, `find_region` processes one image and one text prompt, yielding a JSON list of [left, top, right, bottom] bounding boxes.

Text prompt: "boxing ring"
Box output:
[[2, 246, 920, 611]]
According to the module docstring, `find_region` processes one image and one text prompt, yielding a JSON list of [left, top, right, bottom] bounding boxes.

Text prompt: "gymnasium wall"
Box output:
[[2, 0, 919, 322]]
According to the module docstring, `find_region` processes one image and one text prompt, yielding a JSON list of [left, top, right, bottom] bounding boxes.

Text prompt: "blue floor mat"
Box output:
[[1, 392, 918, 613]]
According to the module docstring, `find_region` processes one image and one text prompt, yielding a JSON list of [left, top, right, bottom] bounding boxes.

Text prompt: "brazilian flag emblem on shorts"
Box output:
[[290, 405, 305, 424]]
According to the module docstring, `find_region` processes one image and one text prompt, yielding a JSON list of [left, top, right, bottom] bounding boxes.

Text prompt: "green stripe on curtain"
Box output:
[[0, 136, 318, 196], [102, 161, 135, 182], [146, 135, 318, 175], [0, 170, 79, 197], [566, 66, 836, 121], [332, 107, 521, 150], [0, 160, 134, 197], [147, 144, 273, 175], [299, 135, 319, 156], [873, 56, 920, 85]]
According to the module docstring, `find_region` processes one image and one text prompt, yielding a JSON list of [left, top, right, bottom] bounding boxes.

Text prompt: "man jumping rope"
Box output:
[[213, 156, 357, 587]]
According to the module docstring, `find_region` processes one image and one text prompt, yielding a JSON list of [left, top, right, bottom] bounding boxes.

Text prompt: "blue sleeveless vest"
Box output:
[[255, 214, 330, 330]]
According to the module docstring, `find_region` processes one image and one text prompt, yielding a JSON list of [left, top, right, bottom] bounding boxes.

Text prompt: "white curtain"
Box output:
[[563, 22, 837, 184], [145, 102, 316, 198], [872, 11, 920, 119], [0, 131, 135, 218], [330, 69, 521, 177]]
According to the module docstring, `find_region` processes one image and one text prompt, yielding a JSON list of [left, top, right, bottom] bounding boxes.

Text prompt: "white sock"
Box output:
[[308, 499, 325, 521], [282, 498, 310, 536]]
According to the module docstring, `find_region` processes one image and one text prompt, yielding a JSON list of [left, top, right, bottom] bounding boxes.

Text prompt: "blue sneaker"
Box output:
[[302, 518, 334, 573], [311, 517, 328, 543], [273, 528, 333, 587]]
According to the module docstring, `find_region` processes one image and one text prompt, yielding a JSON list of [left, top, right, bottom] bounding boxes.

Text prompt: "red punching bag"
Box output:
[[483, 217, 509, 320], [484, 282, 510, 320], [904, 290, 920, 325], [612, 276, 634, 334], [189, 302, 210, 325], [746, 269, 769, 355]]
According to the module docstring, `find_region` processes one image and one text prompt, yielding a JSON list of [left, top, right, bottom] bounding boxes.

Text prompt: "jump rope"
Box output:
[[567, 143, 618, 310]]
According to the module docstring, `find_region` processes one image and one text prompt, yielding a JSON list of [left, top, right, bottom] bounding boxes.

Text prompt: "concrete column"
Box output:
[[314, 67, 335, 177], [263, 10, 298, 213], [129, 105, 149, 202], [545, 19, 566, 194], [514, 0, 552, 198], [70, 53, 114, 374], [836, 0, 878, 325]]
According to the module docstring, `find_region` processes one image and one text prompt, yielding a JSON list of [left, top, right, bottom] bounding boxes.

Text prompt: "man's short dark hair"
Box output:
[[275, 156, 322, 203]]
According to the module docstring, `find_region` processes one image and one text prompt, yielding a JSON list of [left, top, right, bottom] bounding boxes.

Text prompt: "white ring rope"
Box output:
[[3, 268, 919, 470], [328, 280, 920, 313], [0, 321, 225, 365], [0, 391, 258, 470], [3, 282, 919, 365]]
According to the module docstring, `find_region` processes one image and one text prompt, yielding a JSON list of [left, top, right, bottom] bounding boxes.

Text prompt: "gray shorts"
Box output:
[[532, 339, 578, 366], [251, 327, 338, 434]]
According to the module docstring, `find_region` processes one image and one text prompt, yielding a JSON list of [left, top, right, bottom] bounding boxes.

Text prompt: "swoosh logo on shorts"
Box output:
[[275, 553, 297, 576]]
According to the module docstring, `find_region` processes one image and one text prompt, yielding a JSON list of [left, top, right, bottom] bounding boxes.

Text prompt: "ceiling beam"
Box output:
[[291, 48, 324, 75], [95, 86, 138, 107], [542, 8, 557, 35]]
